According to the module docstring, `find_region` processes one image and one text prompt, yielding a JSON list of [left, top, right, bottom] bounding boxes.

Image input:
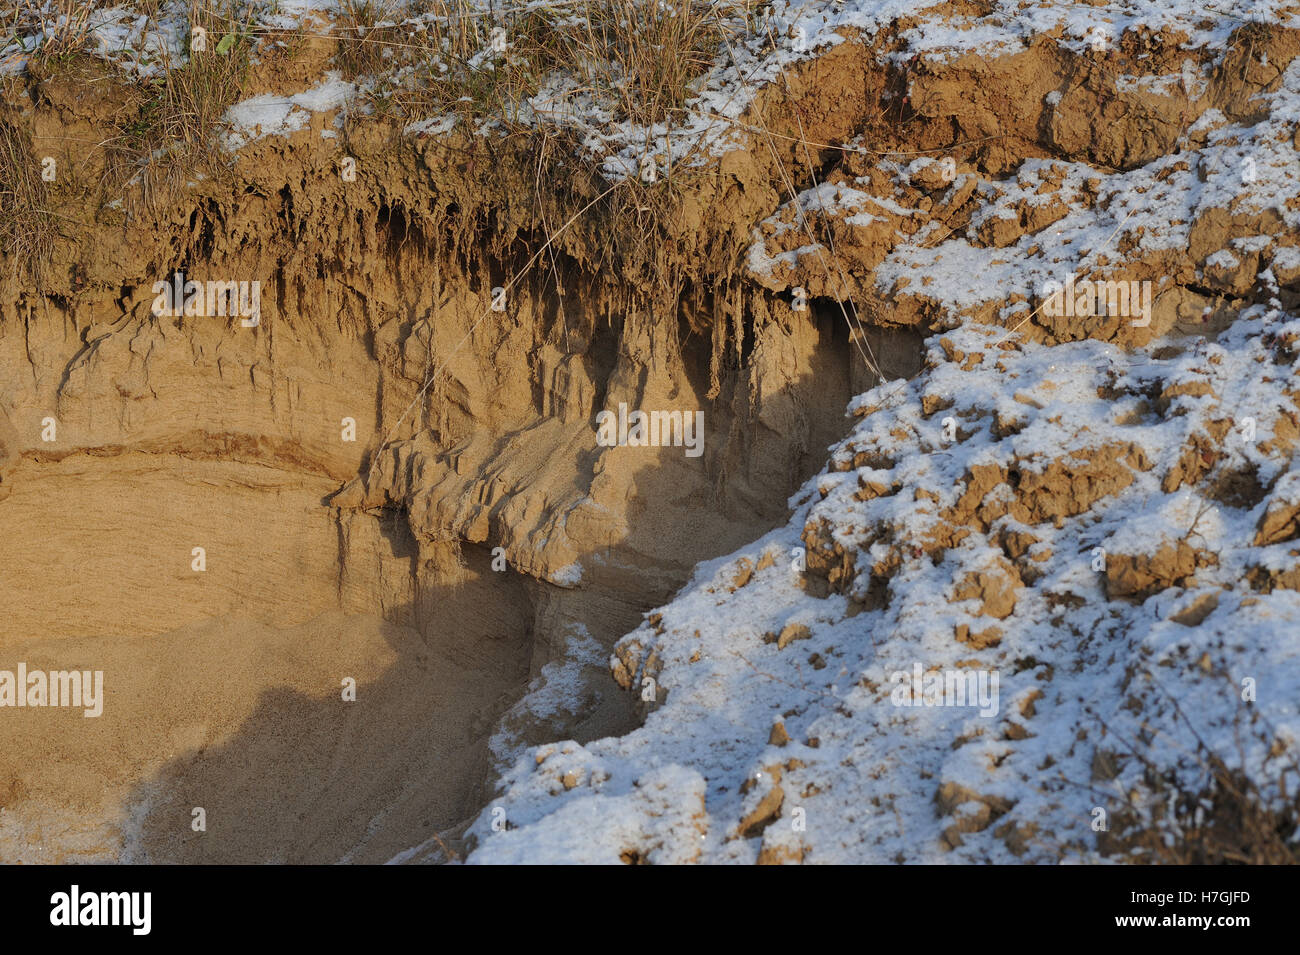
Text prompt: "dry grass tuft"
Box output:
[[1107, 757, 1300, 864], [1092, 678, 1300, 864], [335, 0, 406, 81], [348, 0, 739, 132], [106, 1, 255, 203], [0, 116, 59, 280], [4, 0, 99, 67]]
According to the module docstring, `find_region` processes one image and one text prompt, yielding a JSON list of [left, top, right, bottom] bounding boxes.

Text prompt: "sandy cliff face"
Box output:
[[0, 38, 901, 860], [2, 0, 1298, 864]]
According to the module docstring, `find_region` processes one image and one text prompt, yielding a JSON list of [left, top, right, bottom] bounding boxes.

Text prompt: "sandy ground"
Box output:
[[0, 454, 532, 863]]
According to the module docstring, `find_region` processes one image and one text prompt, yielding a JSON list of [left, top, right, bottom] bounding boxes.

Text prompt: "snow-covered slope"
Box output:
[[464, 4, 1300, 864]]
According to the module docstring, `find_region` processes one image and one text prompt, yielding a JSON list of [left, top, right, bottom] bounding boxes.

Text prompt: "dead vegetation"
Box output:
[[6, 1, 255, 206], [342, 0, 739, 129], [0, 115, 57, 280], [1092, 679, 1300, 864], [4, 0, 745, 268], [1103, 755, 1300, 864], [334, 0, 404, 82], [117, 1, 255, 202], [4, 0, 97, 68]]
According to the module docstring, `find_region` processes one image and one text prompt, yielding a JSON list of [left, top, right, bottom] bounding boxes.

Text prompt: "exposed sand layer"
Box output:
[[0, 455, 533, 863]]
